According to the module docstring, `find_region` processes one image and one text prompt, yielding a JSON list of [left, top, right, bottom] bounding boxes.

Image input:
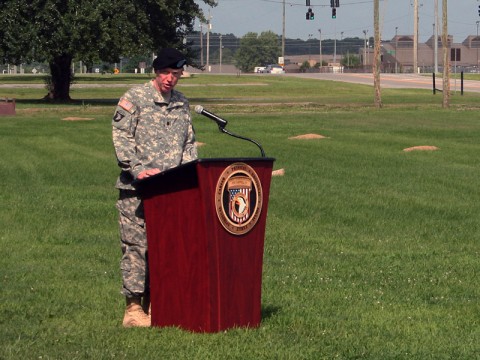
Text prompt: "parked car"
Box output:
[[265, 64, 285, 74], [254, 66, 266, 73]]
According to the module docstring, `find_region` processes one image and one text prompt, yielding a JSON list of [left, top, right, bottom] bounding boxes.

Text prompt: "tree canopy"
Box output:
[[234, 31, 281, 73], [0, 0, 216, 100]]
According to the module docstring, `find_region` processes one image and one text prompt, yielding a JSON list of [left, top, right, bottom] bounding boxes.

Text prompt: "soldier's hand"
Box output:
[[137, 168, 161, 179]]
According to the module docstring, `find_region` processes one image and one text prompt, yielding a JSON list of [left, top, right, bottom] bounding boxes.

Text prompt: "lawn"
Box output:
[[0, 75, 479, 359]]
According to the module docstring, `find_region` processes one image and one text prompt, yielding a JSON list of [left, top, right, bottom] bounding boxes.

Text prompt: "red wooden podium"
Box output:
[[135, 158, 275, 332]]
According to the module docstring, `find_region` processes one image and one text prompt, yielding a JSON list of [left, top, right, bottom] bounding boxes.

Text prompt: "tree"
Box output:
[[209, 47, 235, 65], [299, 61, 311, 73], [341, 54, 360, 68], [235, 31, 281, 73], [122, 55, 153, 73], [0, 0, 216, 101]]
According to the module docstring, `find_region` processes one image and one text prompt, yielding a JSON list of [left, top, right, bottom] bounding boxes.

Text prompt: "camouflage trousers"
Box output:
[[116, 189, 149, 298]]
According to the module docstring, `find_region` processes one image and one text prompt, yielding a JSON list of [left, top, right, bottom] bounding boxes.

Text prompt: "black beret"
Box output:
[[152, 48, 187, 70]]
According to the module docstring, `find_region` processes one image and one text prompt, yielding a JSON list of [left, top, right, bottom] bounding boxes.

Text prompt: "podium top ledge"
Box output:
[[133, 157, 275, 188], [196, 157, 276, 164]]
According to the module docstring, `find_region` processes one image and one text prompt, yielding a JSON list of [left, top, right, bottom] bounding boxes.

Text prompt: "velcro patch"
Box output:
[[118, 98, 134, 112]]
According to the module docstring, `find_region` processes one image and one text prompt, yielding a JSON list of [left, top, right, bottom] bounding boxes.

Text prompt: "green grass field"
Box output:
[[1, 75, 479, 359]]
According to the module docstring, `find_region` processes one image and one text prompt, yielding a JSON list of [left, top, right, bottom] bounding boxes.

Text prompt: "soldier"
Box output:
[[112, 48, 197, 327]]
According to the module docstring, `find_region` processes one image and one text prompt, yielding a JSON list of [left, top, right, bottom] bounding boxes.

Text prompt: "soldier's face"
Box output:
[[155, 67, 183, 94]]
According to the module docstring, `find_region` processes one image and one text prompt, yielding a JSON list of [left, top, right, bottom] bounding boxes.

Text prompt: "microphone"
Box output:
[[195, 105, 228, 128]]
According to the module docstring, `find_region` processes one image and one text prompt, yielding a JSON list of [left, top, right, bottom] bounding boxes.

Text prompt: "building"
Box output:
[[370, 34, 480, 73]]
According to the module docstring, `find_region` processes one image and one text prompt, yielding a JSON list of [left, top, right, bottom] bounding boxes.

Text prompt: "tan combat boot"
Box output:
[[122, 297, 151, 328]]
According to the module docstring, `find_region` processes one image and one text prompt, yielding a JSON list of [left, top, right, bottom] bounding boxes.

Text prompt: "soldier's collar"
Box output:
[[150, 82, 171, 105], [157, 91, 171, 104], [153, 87, 172, 105]]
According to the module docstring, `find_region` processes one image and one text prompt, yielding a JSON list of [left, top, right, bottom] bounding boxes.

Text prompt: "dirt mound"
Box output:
[[289, 133, 327, 140], [403, 145, 439, 152], [272, 168, 285, 177]]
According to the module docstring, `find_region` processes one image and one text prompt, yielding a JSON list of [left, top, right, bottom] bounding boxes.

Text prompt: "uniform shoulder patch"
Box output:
[[113, 111, 125, 122], [118, 98, 134, 112]]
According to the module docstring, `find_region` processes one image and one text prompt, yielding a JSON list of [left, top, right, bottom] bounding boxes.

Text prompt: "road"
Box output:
[[1, 73, 479, 93], [286, 73, 480, 93]]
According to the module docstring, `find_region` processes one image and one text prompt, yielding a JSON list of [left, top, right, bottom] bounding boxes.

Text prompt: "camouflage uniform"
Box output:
[[112, 80, 197, 298]]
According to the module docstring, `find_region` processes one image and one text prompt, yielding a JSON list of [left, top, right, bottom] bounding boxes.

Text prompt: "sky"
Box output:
[[196, 0, 480, 42]]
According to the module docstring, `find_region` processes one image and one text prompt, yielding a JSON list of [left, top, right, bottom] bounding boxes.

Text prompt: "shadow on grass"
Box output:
[[261, 304, 281, 321], [14, 98, 224, 107], [14, 98, 119, 107]]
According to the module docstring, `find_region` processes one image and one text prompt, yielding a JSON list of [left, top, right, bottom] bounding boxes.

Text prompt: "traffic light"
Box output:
[[306, 7, 314, 20], [478, 5, 480, 16], [330, 0, 335, 7], [306, 0, 310, 6], [335, 0, 340, 7], [332, 8, 336, 19]]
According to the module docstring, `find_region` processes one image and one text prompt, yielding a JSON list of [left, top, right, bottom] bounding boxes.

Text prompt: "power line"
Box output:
[[258, 0, 377, 7]]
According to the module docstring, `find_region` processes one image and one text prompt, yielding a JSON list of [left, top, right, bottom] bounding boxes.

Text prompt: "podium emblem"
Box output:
[[215, 163, 263, 235]]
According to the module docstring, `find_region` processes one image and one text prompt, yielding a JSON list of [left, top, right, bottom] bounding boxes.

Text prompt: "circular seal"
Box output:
[[215, 162, 263, 235]]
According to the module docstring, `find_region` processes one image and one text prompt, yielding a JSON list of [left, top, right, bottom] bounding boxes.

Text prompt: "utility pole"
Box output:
[[434, 0, 439, 73], [199, 23, 204, 66], [477, 21, 479, 72], [308, 34, 313, 61], [363, 30, 368, 68], [414, 0, 419, 73], [206, 9, 212, 72], [333, 23, 337, 64], [219, 35, 223, 74], [282, 0, 286, 58], [340, 31, 344, 61], [442, 0, 450, 108], [318, 29, 322, 69], [395, 26, 398, 73], [373, 0, 382, 108]]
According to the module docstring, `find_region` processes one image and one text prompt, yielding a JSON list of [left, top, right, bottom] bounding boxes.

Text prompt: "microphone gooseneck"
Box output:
[[194, 105, 266, 158]]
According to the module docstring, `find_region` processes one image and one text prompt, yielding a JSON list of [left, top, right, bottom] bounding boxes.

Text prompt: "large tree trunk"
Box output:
[[44, 54, 73, 101]]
